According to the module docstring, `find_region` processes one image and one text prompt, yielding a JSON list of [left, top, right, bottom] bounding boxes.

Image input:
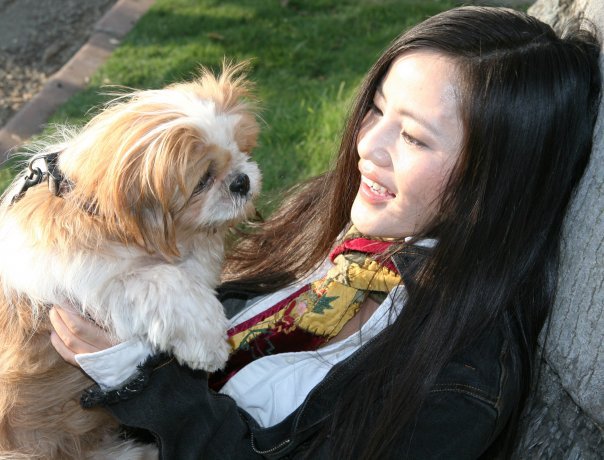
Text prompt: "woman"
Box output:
[[50, 6, 601, 458]]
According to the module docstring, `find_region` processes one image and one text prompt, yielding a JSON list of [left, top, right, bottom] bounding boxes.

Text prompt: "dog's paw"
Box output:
[[171, 334, 231, 372]]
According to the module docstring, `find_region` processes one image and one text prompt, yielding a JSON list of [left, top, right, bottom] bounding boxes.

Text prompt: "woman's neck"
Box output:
[[319, 296, 381, 346]]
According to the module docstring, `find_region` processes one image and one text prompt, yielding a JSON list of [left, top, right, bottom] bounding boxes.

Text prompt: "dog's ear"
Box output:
[[61, 92, 207, 260]]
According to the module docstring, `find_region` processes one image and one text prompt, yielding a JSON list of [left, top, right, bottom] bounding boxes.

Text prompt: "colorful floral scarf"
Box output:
[[210, 227, 402, 389]]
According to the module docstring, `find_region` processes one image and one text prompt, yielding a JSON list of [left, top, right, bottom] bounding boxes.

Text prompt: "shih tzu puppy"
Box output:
[[0, 63, 260, 458]]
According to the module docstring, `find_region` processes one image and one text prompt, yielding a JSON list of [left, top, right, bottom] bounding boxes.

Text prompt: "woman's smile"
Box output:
[[359, 174, 396, 202]]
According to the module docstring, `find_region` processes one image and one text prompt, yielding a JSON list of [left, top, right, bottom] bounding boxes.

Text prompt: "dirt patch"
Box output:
[[0, 0, 118, 127]]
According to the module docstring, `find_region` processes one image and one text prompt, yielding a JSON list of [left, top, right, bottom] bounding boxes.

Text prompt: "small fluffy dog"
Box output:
[[0, 63, 261, 458]]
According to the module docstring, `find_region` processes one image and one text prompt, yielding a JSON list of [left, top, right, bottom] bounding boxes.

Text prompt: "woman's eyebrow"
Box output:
[[376, 86, 441, 137], [398, 108, 441, 138], [375, 84, 450, 137]]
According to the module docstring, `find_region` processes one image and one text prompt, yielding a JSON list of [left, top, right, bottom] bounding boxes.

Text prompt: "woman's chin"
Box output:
[[351, 197, 414, 239], [351, 198, 387, 237]]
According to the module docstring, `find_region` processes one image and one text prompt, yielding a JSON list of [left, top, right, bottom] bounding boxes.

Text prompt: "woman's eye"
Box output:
[[401, 131, 427, 148], [369, 102, 383, 117]]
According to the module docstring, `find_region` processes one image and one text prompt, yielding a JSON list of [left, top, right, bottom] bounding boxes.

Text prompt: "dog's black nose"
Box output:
[[229, 174, 250, 196]]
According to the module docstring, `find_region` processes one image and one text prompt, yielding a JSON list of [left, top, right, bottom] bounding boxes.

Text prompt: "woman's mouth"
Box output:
[[360, 175, 396, 201], [361, 175, 395, 197]]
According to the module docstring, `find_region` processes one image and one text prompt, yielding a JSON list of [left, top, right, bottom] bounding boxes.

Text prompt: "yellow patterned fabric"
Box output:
[[228, 227, 402, 351], [209, 227, 404, 389]]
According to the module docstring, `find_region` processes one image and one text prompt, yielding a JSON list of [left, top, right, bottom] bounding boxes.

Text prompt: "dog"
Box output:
[[0, 62, 261, 458]]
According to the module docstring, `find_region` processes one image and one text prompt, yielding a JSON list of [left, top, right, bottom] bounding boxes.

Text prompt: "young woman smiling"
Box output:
[[50, 6, 601, 458]]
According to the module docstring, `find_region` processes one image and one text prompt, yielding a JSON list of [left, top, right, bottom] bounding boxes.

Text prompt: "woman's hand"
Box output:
[[49, 307, 114, 367]]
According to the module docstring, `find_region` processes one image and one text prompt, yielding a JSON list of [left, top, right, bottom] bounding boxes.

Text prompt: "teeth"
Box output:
[[362, 176, 392, 196]]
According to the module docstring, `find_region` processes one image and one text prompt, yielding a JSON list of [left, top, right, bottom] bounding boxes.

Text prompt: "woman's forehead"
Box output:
[[382, 51, 458, 100], [378, 51, 462, 139]]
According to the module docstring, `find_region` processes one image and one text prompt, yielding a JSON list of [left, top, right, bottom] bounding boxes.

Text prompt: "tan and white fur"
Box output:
[[0, 63, 260, 459]]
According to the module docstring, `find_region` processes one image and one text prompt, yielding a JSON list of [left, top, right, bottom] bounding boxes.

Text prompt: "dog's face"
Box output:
[[55, 63, 261, 259], [159, 75, 262, 241]]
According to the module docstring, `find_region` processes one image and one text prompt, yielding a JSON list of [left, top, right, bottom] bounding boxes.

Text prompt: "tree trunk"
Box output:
[[514, 1, 604, 458]]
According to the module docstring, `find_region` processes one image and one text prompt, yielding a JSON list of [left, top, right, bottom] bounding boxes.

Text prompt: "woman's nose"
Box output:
[[357, 120, 394, 168]]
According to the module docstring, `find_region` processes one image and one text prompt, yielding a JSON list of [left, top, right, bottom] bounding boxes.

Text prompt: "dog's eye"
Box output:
[[192, 171, 214, 196]]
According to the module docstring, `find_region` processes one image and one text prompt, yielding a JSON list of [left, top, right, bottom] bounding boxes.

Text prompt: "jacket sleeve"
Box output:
[[82, 355, 262, 460], [81, 354, 515, 460]]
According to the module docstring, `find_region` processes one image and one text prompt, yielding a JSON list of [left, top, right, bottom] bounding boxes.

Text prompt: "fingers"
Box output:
[[53, 307, 113, 350], [49, 307, 113, 366], [50, 328, 79, 367]]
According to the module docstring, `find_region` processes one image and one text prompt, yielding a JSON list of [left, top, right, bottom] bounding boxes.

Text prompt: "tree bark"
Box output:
[[514, 1, 604, 458]]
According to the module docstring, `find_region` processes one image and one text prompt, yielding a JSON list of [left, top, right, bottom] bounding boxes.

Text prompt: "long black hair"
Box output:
[[223, 6, 601, 457]]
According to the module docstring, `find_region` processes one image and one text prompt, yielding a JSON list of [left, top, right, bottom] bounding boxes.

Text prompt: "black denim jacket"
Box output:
[[85, 250, 522, 459]]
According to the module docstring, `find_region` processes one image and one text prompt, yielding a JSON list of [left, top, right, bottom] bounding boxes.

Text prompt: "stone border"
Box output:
[[0, 0, 156, 163]]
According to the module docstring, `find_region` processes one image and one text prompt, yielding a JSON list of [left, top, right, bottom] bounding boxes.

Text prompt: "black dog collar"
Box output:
[[6, 151, 72, 206]]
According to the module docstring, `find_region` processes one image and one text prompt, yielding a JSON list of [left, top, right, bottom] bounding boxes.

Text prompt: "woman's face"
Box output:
[[351, 51, 463, 238]]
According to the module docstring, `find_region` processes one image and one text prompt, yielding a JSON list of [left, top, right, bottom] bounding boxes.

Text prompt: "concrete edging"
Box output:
[[0, 0, 156, 163]]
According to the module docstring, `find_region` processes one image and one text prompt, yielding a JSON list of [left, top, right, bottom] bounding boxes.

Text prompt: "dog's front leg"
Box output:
[[98, 265, 230, 371]]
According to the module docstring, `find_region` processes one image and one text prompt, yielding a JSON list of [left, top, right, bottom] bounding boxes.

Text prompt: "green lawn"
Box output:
[[0, 0, 456, 206]]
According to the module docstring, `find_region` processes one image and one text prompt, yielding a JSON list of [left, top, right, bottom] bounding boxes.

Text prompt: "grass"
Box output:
[[0, 0, 456, 207]]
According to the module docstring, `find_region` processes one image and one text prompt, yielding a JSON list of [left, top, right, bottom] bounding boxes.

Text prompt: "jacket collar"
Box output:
[[391, 242, 433, 290]]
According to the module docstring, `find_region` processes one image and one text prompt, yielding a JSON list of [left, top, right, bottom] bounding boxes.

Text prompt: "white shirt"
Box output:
[[76, 253, 419, 427]]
